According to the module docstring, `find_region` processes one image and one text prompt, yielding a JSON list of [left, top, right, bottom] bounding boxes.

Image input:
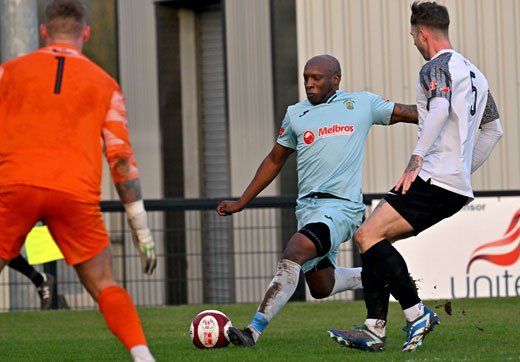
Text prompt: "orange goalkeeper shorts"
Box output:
[[0, 185, 109, 265]]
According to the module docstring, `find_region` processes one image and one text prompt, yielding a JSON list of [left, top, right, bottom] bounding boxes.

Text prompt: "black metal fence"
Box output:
[[1, 196, 311, 312], [3, 190, 518, 312]]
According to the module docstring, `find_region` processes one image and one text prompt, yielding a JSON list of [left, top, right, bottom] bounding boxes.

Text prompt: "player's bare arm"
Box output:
[[107, 147, 156, 275], [115, 177, 143, 204], [389, 103, 418, 124], [395, 154, 423, 194], [217, 144, 294, 216]]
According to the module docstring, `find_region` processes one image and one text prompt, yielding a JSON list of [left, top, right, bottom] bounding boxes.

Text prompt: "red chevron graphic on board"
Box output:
[[466, 210, 520, 273]]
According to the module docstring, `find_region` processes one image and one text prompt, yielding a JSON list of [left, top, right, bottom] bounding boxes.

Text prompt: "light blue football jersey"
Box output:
[[277, 90, 395, 203]]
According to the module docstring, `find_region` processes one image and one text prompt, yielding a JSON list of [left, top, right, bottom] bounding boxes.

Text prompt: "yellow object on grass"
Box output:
[[25, 226, 64, 265]]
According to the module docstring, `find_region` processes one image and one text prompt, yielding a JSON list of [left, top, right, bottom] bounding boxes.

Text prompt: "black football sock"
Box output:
[[364, 240, 420, 310], [8, 255, 44, 287], [360, 252, 390, 321]]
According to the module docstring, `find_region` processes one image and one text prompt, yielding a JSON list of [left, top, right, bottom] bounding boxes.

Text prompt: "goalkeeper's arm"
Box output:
[[102, 89, 157, 275], [115, 177, 157, 275]]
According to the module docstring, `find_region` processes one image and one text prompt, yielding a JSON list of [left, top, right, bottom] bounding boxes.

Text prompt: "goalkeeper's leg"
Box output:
[[74, 245, 155, 362]]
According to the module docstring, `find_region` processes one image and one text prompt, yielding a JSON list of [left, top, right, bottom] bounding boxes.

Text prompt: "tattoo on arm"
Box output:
[[405, 157, 420, 173], [391, 103, 418, 124], [115, 178, 143, 204]]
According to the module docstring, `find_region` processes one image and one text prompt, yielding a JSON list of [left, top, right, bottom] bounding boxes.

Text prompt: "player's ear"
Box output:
[[40, 24, 48, 41], [82, 25, 91, 42], [333, 74, 341, 86], [418, 27, 428, 41]]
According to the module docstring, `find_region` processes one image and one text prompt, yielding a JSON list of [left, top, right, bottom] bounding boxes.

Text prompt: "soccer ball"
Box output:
[[190, 310, 232, 349]]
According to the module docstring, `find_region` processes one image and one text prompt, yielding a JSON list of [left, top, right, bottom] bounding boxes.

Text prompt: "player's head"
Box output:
[[303, 55, 341, 105], [40, 0, 90, 50], [410, 1, 450, 60]]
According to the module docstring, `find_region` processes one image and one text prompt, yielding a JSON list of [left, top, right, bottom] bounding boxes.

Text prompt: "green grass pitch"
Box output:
[[1, 297, 518, 361]]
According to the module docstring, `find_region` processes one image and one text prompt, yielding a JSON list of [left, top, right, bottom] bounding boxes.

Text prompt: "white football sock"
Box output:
[[329, 267, 362, 296], [404, 301, 425, 322], [247, 324, 261, 343], [364, 318, 386, 338], [130, 345, 155, 362], [250, 259, 301, 336]]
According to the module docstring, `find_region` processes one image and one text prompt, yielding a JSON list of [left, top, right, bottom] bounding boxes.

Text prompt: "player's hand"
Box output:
[[395, 154, 423, 195], [130, 227, 157, 275], [125, 201, 157, 275], [216, 200, 244, 216]]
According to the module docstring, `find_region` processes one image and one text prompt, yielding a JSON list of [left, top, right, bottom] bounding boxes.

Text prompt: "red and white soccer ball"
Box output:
[[190, 310, 232, 349]]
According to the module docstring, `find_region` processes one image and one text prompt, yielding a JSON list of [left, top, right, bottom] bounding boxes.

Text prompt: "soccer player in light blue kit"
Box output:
[[216, 54, 418, 347]]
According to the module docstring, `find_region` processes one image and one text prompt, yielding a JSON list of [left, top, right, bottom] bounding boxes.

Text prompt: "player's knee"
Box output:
[[298, 222, 331, 257], [309, 285, 331, 299], [281, 247, 308, 265], [353, 225, 373, 250], [353, 226, 369, 249], [308, 278, 333, 299], [306, 258, 334, 299]]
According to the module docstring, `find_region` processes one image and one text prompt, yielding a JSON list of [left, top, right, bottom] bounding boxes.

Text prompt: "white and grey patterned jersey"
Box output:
[[415, 49, 499, 198]]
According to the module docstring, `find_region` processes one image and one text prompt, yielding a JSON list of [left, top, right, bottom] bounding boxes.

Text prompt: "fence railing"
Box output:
[[2, 196, 307, 311], [2, 190, 518, 312]]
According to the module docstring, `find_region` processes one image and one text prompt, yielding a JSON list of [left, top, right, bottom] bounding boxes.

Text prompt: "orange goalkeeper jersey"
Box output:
[[0, 44, 138, 203]]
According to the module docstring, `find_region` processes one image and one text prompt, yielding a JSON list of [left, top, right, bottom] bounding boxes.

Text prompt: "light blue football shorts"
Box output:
[[295, 196, 365, 273]]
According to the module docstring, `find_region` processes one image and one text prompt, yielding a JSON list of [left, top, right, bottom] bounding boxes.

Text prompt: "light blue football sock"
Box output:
[[250, 312, 269, 334]]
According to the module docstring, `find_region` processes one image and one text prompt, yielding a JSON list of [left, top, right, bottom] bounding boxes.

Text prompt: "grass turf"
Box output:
[[0, 297, 519, 361]]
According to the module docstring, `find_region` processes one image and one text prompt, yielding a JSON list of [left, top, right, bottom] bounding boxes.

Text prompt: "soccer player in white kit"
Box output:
[[217, 54, 418, 347], [328, 1, 503, 353]]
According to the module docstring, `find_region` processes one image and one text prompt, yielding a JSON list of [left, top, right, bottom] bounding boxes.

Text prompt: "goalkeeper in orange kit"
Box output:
[[0, 1, 156, 361]]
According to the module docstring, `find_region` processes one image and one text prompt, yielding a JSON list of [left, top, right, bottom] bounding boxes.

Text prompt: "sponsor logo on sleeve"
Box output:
[[279, 127, 285, 137], [381, 97, 390, 102], [441, 86, 450, 93], [430, 80, 436, 91]]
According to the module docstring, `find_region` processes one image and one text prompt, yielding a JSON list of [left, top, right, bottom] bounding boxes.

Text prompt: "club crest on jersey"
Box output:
[[344, 99, 355, 110], [303, 131, 315, 144]]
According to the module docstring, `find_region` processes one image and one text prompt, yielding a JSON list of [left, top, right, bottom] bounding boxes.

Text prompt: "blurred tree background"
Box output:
[[0, 0, 118, 79]]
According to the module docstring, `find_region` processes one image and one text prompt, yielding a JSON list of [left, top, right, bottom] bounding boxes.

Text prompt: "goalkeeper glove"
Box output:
[[125, 200, 157, 275]]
